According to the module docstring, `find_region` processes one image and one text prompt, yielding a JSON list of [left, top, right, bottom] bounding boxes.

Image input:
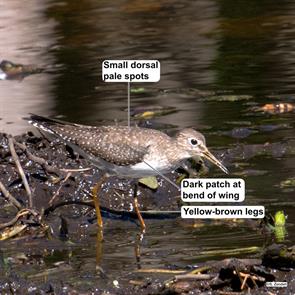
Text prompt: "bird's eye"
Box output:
[[189, 138, 199, 146]]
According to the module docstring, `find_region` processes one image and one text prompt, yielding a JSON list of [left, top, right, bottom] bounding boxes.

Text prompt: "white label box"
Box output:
[[266, 282, 288, 288], [181, 178, 245, 202], [181, 206, 265, 219], [102, 60, 160, 82]]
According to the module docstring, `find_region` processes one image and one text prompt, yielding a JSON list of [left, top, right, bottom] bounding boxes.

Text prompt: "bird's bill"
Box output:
[[202, 148, 228, 174]]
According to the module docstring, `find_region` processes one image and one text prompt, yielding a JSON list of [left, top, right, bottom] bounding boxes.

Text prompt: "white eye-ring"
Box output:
[[189, 138, 199, 146]]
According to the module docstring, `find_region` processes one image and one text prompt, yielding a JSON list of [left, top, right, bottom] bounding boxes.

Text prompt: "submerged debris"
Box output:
[[0, 60, 42, 80], [256, 103, 295, 114], [262, 244, 295, 269], [129, 255, 295, 294], [128, 105, 177, 119]]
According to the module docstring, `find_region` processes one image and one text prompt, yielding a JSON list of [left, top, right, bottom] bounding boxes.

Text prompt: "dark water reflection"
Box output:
[[0, 0, 295, 289]]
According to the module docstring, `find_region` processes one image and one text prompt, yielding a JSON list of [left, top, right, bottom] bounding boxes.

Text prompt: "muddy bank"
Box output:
[[0, 130, 181, 219], [1, 247, 295, 294]]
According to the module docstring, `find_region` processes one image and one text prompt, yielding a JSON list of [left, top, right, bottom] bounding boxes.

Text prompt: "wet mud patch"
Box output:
[[0, 131, 182, 231]]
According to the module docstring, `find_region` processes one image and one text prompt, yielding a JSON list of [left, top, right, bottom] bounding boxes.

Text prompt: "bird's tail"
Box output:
[[26, 114, 74, 135]]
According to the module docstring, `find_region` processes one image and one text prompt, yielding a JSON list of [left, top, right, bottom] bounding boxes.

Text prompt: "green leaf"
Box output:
[[274, 211, 286, 226], [280, 177, 295, 188], [275, 226, 287, 243], [138, 176, 158, 189], [274, 211, 287, 242], [131, 87, 145, 94]]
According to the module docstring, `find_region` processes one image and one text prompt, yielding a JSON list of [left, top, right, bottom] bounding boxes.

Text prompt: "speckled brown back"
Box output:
[[29, 115, 158, 166]]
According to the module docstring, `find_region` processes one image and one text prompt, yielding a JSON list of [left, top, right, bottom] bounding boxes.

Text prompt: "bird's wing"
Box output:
[[28, 115, 149, 166], [71, 128, 149, 166], [63, 132, 149, 166], [86, 141, 148, 166]]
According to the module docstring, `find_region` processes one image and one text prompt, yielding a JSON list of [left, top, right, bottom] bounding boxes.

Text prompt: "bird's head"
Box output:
[[175, 128, 228, 174]]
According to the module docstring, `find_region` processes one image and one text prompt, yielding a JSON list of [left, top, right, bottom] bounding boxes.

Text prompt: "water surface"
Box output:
[[0, 0, 295, 290]]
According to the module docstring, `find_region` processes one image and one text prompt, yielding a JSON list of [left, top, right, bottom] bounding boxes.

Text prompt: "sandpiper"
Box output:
[[28, 114, 228, 231]]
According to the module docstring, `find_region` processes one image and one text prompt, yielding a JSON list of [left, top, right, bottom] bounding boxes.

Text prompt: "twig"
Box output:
[[8, 137, 33, 208], [0, 180, 22, 210], [0, 213, 23, 230], [217, 292, 244, 295], [234, 269, 245, 289], [60, 168, 92, 172], [49, 172, 72, 205], [136, 268, 186, 274], [43, 199, 179, 221], [14, 141, 65, 175], [0, 224, 28, 240], [43, 200, 94, 216], [188, 265, 211, 274], [174, 274, 214, 280], [0, 208, 36, 230], [233, 270, 264, 290], [14, 141, 92, 175]]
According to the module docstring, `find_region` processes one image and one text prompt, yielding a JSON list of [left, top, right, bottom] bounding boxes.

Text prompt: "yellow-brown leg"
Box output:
[[95, 231, 105, 276], [133, 183, 146, 232], [92, 174, 108, 235], [134, 232, 143, 269]]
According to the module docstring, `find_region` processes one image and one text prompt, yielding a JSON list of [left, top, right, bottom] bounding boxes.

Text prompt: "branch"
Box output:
[[8, 137, 33, 208], [14, 140, 91, 175], [0, 180, 22, 210]]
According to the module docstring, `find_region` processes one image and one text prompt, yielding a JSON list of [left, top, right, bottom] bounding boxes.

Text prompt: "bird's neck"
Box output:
[[166, 143, 191, 165]]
